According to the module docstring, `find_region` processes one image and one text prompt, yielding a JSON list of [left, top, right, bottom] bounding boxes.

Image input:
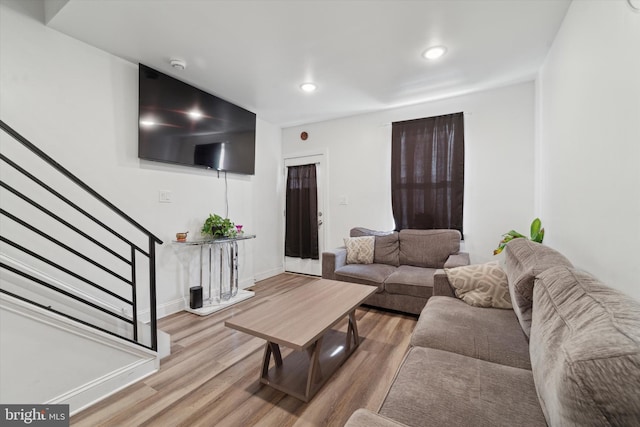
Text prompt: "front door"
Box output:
[[284, 155, 324, 276]]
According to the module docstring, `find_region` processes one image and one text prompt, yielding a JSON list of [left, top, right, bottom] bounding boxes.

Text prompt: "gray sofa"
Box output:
[[345, 238, 640, 427], [322, 227, 469, 314]]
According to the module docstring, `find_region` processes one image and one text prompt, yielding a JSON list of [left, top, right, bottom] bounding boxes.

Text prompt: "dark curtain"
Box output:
[[391, 112, 464, 233], [285, 164, 319, 259]]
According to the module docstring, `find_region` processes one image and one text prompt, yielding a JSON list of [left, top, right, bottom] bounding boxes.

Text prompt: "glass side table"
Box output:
[[173, 234, 256, 315]]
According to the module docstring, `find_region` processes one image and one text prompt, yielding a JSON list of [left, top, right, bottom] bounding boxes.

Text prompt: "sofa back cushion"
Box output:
[[504, 239, 572, 338], [398, 229, 461, 269], [530, 266, 640, 426], [350, 227, 400, 267]]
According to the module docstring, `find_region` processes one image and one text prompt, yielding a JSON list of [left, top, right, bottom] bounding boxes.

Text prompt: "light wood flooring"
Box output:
[[71, 273, 417, 427]]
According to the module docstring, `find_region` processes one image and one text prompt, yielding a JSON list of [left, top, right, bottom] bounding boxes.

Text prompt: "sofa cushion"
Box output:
[[504, 239, 572, 338], [350, 227, 391, 237], [334, 263, 396, 292], [350, 227, 400, 266], [411, 296, 531, 370], [530, 266, 640, 426], [445, 261, 512, 309], [373, 233, 400, 267], [398, 229, 461, 269], [384, 265, 436, 298], [364, 291, 428, 315], [444, 252, 470, 268], [344, 236, 375, 264], [379, 347, 546, 427]]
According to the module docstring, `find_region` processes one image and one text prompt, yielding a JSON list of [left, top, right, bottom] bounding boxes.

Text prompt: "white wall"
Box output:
[[0, 0, 283, 316], [282, 82, 536, 264], [538, 0, 640, 300], [253, 120, 285, 280]]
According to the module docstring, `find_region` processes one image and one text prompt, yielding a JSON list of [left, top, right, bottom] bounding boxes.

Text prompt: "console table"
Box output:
[[174, 234, 256, 316]]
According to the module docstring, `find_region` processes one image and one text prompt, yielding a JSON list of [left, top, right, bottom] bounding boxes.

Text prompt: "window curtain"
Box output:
[[285, 164, 319, 259], [391, 112, 464, 233]]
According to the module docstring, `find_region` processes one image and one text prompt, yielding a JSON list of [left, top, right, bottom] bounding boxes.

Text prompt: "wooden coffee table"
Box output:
[[225, 279, 376, 402]]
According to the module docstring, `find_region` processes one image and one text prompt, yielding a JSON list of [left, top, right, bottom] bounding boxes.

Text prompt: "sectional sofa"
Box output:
[[322, 227, 469, 314], [345, 239, 640, 426]]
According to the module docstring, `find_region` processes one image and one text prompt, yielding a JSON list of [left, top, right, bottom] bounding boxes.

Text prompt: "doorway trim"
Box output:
[[283, 151, 328, 276]]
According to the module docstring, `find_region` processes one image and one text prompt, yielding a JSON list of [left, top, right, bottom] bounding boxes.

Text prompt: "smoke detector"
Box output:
[[170, 59, 186, 70]]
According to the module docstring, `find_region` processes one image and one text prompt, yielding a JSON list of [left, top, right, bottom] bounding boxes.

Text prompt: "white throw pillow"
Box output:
[[445, 261, 512, 309], [344, 236, 375, 264]]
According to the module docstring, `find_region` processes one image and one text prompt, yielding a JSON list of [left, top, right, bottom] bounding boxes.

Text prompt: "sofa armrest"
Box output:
[[322, 247, 347, 280], [433, 269, 456, 298], [344, 409, 410, 427], [444, 252, 470, 268]]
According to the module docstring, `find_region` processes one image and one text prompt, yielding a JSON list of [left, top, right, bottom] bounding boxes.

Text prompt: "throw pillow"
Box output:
[[349, 227, 400, 266], [344, 236, 375, 264], [445, 261, 512, 309]]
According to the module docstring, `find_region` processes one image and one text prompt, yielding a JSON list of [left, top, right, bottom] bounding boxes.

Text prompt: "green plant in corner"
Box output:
[[493, 218, 544, 255], [201, 213, 236, 238]]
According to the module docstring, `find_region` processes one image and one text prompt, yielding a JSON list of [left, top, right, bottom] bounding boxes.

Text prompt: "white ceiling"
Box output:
[[46, 0, 571, 127]]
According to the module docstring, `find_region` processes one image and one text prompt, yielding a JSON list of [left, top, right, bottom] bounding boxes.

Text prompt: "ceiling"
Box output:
[[45, 0, 571, 127]]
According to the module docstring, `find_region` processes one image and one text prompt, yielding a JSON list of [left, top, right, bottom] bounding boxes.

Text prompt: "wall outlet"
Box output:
[[159, 190, 173, 203]]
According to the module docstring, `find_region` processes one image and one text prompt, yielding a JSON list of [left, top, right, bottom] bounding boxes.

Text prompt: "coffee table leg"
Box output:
[[270, 342, 283, 367], [261, 342, 272, 378], [262, 341, 283, 380], [305, 336, 324, 399], [347, 310, 359, 351]]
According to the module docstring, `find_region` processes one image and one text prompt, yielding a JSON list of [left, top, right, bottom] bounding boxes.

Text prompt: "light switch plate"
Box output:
[[159, 190, 173, 203]]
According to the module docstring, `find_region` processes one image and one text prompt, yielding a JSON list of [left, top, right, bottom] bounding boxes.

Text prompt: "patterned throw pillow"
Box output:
[[344, 236, 375, 264], [445, 261, 512, 309]]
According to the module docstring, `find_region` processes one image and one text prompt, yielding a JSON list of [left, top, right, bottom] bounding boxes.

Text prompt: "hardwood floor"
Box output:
[[71, 274, 417, 427]]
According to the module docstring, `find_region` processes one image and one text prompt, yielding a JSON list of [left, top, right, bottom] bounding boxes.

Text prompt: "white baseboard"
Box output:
[[51, 357, 158, 416], [137, 297, 184, 323], [239, 277, 255, 290], [253, 266, 285, 282], [156, 297, 184, 320]]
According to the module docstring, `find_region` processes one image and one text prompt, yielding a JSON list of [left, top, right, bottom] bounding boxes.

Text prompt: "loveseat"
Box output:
[[345, 239, 640, 426], [322, 227, 469, 314]]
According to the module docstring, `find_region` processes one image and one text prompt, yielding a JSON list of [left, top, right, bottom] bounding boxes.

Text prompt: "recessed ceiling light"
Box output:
[[300, 82, 317, 93], [423, 46, 447, 60]]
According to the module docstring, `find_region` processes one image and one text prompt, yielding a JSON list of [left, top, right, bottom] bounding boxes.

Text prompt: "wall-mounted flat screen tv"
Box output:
[[138, 64, 256, 175]]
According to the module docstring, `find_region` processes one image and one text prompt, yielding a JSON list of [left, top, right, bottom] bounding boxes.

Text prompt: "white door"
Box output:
[[284, 154, 325, 276]]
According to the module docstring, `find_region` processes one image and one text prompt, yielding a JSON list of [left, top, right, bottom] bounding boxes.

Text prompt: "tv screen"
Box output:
[[138, 64, 256, 175]]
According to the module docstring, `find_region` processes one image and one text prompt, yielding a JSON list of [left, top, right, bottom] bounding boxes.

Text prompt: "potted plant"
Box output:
[[201, 214, 236, 238], [493, 218, 544, 255]]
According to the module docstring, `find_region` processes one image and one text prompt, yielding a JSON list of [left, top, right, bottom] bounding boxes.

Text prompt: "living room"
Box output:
[[1, 0, 638, 425]]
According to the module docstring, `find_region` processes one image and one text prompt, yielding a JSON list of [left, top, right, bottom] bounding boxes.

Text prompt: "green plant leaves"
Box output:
[[493, 218, 544, 255], [201, 213, 236, 238], [532, 227, 544, 244], [507, 230, 526, 239], [530, 218, 541, 241]]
